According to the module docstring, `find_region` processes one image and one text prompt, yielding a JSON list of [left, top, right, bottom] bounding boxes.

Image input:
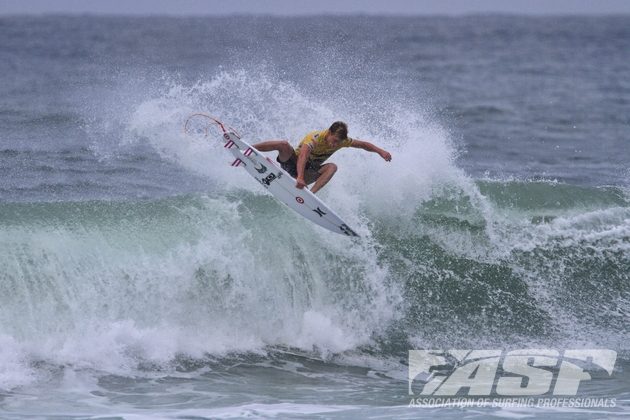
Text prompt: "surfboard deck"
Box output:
[[222, 131, 359, 237]]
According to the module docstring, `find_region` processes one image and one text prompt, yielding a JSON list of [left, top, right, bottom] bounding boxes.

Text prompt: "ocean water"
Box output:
[[0, 14, 629, 419]]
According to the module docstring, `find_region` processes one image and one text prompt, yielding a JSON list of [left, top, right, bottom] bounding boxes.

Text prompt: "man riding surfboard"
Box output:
[[253, 121, 392, 194]]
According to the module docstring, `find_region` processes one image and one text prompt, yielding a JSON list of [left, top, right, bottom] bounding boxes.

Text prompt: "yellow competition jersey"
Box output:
[[295, 130, 353, 164]]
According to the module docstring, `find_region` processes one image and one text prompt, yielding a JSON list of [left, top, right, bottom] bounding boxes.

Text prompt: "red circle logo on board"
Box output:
[[296, 197, 304, 204]]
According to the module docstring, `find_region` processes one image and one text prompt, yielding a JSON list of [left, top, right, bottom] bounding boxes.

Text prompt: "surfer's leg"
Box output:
[[252, 140, 294, 162], [310, 163, 337, 194]]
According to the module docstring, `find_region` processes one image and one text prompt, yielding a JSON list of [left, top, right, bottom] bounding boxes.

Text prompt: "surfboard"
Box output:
[[221, 131, 359, 237]]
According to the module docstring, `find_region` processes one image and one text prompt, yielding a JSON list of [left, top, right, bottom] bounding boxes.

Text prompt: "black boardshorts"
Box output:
[[277, 154, 322, 185]]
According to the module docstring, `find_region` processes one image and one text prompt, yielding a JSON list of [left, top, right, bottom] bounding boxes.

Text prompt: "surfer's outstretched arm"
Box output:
[[350, 140, 392, 161]]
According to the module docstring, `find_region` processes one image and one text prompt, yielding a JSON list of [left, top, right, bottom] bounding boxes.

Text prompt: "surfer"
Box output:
[[252, 121, 392, 193]]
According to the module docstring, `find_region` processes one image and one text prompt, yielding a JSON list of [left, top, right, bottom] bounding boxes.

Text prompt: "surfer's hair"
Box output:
[[329, 121, 348, 140]]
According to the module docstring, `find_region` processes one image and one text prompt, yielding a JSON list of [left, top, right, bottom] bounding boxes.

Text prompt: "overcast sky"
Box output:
[[1, 0, 630, 16]]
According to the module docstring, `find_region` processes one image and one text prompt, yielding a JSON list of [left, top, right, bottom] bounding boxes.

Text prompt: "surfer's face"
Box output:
[[326, 133, 341, 146]]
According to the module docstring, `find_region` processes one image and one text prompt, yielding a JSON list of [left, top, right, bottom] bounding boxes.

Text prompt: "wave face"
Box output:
[[1, 181, 628, 390], [0, 193, 398, 389]]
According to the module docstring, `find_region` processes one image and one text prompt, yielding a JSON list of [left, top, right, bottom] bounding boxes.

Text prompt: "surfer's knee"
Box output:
[[324, 163, 337, 174], [276, 141, 294, 162], [279, 141, 293, 154]]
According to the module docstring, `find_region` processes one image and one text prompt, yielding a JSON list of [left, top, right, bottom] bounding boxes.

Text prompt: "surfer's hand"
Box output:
[[296, 177, 307, 189], [380, 150, 392, 162]]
